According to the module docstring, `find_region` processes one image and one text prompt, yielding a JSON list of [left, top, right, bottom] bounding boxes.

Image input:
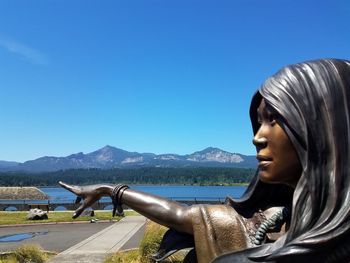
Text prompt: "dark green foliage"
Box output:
[[0, 167, 255, 186]]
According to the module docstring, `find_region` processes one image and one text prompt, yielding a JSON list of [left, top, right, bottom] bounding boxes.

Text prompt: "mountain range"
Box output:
[[0, 146, 257, 172]]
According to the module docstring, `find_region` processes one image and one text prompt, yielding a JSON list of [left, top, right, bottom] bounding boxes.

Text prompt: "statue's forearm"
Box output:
[[103, 185, 193, 234], [123, 189, 193, 234]]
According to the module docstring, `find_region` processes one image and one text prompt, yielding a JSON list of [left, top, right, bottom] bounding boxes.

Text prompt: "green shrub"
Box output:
[[12, 244, 48, 263], [139, 220, 168, 263], [0, 254, 17, 263], [105, 221, 185, 263], [104, 249, 139, 263]]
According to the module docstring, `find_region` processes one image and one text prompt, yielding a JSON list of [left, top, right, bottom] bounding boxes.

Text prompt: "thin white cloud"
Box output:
[[0, 36, 49, 65]]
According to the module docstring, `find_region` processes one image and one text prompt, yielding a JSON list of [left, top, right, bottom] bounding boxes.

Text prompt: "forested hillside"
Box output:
[[0, 167, 255, 186]]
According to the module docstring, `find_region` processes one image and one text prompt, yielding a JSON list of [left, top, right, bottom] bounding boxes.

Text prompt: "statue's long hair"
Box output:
[[233, 59, 350, 262]]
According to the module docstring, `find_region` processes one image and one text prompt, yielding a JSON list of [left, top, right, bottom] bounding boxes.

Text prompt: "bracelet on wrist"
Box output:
[[111, 184, 129, 217]]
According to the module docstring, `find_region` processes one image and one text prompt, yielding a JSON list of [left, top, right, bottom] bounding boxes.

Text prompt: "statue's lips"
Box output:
[[256, 155, 272, 161], [256, 155, 272, 169], [258, 160, 272, 169]]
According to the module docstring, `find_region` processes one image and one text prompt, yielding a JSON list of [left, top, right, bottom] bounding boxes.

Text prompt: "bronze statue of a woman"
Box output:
[[60, 58, 350, 263]]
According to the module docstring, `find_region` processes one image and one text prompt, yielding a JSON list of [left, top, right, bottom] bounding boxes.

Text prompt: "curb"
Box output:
[[0, 219, 119, 228]]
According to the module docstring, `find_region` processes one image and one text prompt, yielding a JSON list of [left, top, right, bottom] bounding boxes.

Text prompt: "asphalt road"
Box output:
[[0, 222, 114, 253]]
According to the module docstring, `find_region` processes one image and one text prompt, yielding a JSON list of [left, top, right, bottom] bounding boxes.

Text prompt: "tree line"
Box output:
[[0, 167, 256, 186]]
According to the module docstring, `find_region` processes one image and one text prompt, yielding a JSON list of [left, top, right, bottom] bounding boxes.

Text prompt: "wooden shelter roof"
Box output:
[[0, 187, 49, 200]]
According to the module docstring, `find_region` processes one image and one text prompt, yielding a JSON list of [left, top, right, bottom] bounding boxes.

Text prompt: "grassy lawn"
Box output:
[[0, 244, 56, 263], [0, 210, 139, 225], [105, 220, 185, 263]]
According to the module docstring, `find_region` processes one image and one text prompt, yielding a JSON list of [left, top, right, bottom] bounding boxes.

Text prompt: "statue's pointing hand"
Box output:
[[58, 181, 106, 219]]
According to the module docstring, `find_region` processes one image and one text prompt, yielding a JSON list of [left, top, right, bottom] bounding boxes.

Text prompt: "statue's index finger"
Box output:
[[58, 181, 71, 190], [59, 181, 80, 194]]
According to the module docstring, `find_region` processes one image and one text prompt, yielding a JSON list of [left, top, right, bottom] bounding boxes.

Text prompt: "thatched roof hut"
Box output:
[[0, 187, 49, 200]]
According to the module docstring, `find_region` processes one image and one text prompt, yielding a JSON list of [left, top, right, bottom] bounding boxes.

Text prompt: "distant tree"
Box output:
[[0, 167, 255, 186]]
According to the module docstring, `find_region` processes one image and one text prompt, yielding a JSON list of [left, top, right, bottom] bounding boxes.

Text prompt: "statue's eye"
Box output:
[[268, 114, 277, 125]]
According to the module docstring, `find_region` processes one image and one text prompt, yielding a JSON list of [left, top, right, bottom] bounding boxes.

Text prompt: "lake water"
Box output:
[[40, 185, 247, 203]]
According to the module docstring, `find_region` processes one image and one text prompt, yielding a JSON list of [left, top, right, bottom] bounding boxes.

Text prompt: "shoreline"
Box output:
[[39, 183, 249, 188]]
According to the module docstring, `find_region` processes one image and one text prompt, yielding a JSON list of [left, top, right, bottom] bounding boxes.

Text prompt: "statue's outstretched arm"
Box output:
[[58, 181, 193, 234]]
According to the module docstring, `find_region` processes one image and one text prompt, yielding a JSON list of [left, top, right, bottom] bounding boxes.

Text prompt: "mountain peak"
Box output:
[[88, 145, 132, 163], [0, 145, 257, 172], [187, 147, 244, 163], [94, 145, 125, 154], [101, 145, 116, 151], [201, 147, 222, 153], [191, 147, 224, 155]]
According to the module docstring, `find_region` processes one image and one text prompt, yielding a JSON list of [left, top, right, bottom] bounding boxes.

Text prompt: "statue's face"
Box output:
[[253, 99, 301, 188]]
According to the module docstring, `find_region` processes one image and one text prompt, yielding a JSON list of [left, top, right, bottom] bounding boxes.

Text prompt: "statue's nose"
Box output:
[[252, 136, 267, 149]]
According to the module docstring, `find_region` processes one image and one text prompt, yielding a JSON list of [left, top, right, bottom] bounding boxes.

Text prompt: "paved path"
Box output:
[[0, 222, 115, 253], [49, 216, 146, 263]]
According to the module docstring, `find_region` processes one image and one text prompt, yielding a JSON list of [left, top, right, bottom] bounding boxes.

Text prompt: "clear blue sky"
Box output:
[[1, 0, 349, 162]]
